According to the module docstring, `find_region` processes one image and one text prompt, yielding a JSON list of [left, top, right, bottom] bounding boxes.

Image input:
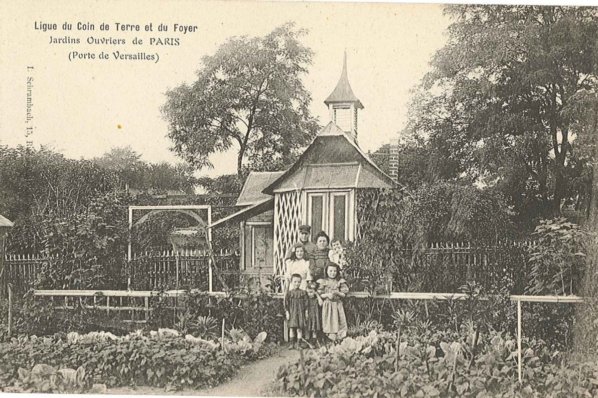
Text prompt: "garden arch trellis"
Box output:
[[127, 205, 212, 289]]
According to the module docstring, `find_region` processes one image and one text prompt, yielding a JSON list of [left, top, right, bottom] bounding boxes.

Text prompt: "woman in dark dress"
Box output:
[[309, 231, 331, 282]]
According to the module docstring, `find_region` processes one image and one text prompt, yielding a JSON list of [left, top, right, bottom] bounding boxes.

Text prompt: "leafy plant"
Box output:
[[38, 191, 129, 290], [273, 329, 598, 397], [175, 311, 219, 339], [526, 218, 587, 295], [346, 186, 520, 295], [223, 329, 268, 355], [148, 291, 285, 343], [8, 364, 104, 393], [348, 319, 385, 337], [0, 329, 272, 391]]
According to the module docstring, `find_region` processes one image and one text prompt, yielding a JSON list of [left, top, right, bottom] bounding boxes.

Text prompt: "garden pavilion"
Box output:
[[211, 55, 398, 282]]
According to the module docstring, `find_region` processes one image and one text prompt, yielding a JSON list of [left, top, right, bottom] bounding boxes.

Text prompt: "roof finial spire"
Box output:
[[342, 48, 347, 78], [324, 50, 364, 109]]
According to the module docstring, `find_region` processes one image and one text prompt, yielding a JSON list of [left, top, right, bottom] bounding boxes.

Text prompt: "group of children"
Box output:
[[284, 239, 349, 348]]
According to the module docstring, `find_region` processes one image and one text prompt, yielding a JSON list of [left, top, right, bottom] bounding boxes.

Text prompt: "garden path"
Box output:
[[106, 347, 298, 397]]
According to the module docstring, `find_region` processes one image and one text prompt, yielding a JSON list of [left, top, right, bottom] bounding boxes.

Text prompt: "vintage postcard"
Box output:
[[1, 0, 598, 396]]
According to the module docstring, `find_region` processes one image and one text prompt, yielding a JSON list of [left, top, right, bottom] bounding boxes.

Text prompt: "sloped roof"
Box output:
[[0, 214, 14, 228], [210, 198, 273, 229], [318, 122, 346, 136], [236, 171, 285, 206], [263, 122, 398, 194], [324, 53, 364, 109]]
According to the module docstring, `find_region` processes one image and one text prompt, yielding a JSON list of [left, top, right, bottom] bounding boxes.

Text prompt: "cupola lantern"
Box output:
[[324, 51, 364, 141]]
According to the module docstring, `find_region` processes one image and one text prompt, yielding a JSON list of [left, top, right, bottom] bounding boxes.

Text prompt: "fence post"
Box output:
[[517, 299, 522, 383], [7, 283, 12, 337], [176, 252, 180, 290], [209, 257, 213, 293], [145, 296, 149, 321]]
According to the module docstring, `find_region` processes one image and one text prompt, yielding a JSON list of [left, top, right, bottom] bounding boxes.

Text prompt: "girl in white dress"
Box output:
[[317, 262, 349, 341], [285, 243, 311, 291]]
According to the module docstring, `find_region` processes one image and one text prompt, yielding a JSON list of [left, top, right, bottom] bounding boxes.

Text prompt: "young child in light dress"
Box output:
[[317, 262, 349, 341], [328, 240, 347, 269], [285, 243, 311, 291]]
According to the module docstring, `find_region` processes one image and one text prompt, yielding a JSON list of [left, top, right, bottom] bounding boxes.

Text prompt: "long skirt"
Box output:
[[321, 300, 347, 340], [306, 297, 321, 332]]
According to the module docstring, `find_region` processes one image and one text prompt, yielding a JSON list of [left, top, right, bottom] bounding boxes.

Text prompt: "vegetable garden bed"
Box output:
[[273, 330, 598, 397], [0, 328, 273, 393]]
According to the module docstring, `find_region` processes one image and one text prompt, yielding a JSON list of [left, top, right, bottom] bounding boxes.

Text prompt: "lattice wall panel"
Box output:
[[273, 191, 302, 287]]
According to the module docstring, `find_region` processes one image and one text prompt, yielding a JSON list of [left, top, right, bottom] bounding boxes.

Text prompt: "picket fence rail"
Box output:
[[2, 240, 541, 297]]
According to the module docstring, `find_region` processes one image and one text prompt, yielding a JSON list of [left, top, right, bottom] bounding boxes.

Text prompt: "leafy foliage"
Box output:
[[175, 312, 219, 339], [273, 329, 598, 397], [1, 293, 131, 340], [346, 186, 519, 293], [129, 183, 240, 252], [0, 145, 198, 254], [38, 191, 130, 290], [0, 330, 272, 391], [0, 145, 120, 253], [162, 23, 320, 177], [572, 204, 598, 355], [5, 364, 107, 394], [394, 135, 463, 189], [407, 5, 598, 219], [526, 218, 587, 295], [148, 291, 286, 343], [341, 281, 574, 351], [93, 146, 197, 194]]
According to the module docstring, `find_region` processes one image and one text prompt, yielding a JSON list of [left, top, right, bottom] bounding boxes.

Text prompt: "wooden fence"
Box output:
[[128, 249, 240, 291], [345, 241, 536, 294], [2, 253, 47, 295], [1, 250, 242, 296], [3, 241, 537, 297]]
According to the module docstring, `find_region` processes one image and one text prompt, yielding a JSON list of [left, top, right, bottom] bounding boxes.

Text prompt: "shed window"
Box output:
[[310, 194, 324, 236], [307, 191, 353, 242], [244, 223, 273, 270], [332, 194, 347, 241]]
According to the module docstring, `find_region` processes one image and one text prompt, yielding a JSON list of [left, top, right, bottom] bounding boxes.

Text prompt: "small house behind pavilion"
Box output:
[[211, 55, 398, 281]]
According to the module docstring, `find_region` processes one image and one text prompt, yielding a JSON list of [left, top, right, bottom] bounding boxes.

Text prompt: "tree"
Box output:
[[93, 146, 197, 194], [408, 6, 598, 218], [347, 183, 517, 292], [141, 162, 197, 194], [0, 145, 120, 252], [369, 144, 393, 176], [93, 146, 144, 191], [563, 90, 598, 220], [162, 23, 320, 178], [196, 174, 242, 196]]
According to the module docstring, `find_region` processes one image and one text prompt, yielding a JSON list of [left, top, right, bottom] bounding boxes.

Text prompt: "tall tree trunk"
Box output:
[[589, 165, 598, 226], [237, 147, 245, 180], [550, 117, 569, 217], [552, 166, 565, 217]]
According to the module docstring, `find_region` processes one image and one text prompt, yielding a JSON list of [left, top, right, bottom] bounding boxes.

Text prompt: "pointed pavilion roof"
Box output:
[[324, 52, 364, 109], [262, 122, 398, 194]]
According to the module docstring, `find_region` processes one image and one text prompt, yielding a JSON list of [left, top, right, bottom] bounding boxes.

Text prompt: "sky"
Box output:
[[0, 0, 450, 177]]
